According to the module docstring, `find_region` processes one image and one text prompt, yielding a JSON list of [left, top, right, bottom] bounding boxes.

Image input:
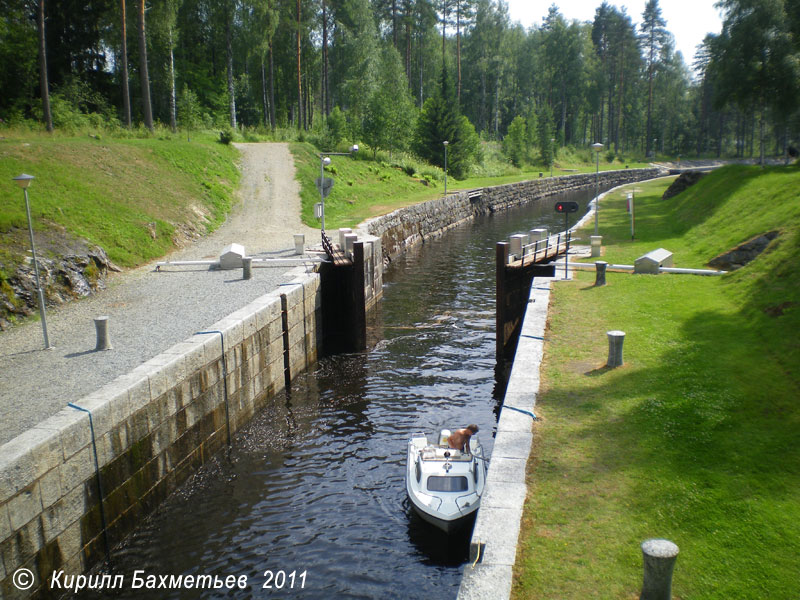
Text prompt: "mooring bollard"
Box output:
[[242, 256, 252, 280], [640, 539, 679, 600], [606, 330, 625, 367], [94, 316, 112, 351], [595, 261, 608, 286], [293, 233, 304, 255]]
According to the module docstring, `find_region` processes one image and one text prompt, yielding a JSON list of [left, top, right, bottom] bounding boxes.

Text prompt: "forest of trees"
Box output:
[[1, 0, 798, 173]]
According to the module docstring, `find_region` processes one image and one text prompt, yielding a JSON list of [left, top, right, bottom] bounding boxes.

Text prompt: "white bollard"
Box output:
[[94, 316, 112, 351], [591, 235, 603, 257], [344, 233, 358, 257], [293, 234, 305, 255]]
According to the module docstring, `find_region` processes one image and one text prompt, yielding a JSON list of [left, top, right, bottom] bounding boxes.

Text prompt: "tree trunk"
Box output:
[[120, 0, 131, 128], [226, 7, 236, 129], [261, 57, 269, 128], [392, 0, 398, 49], [268, 41, 276, 129], [138, 0, 153, 131], [296, 0, 303, 129], [456, 1, 461, 103], [37, 0, 53, 132], [322, 0, 329, 117], [168, 27, 177, 133]]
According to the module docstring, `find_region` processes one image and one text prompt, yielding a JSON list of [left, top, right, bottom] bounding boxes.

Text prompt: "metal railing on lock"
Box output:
[[516, 231, 573, 267]]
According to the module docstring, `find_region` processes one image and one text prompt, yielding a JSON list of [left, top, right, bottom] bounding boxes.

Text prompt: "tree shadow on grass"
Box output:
[[540, 307, 800, 594]]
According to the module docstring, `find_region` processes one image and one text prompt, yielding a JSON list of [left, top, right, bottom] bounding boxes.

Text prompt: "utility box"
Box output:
[[219, 243, 246, 270], [634, 248, 673, 274]]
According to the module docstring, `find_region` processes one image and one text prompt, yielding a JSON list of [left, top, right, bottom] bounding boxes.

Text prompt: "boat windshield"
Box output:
[[427, 476, 468, 492]]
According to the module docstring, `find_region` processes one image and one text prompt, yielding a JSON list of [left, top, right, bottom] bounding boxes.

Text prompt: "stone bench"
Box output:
[[634, 248, 673, 274]]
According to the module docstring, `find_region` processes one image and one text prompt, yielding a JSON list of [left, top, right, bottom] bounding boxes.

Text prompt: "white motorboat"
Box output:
[[406, 429, 488, 533]]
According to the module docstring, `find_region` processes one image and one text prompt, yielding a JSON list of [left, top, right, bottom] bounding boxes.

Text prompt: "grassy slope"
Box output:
[[0, 132, 239, 268], [513, 165, 800, 599], [290, 141, 648, 230]]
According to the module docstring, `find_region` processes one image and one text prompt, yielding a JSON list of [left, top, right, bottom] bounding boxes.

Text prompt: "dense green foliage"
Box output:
[[514, 165, 800, 598], [1, 0, 797, 176]]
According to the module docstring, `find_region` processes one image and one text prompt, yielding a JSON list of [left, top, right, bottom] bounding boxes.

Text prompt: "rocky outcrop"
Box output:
[[662, 170, 708, 200], [0, 245, 117, 330], [708, 231, 780, 271]]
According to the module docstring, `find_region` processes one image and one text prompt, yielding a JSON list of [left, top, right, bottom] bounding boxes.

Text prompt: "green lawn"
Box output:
[[0, 131, 239, 267], [290, 140, 650, 230], [513, 165, 800, 599]]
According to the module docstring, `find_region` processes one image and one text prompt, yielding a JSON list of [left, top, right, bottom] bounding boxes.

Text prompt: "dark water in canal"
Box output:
[[83, 189, 598, 600]]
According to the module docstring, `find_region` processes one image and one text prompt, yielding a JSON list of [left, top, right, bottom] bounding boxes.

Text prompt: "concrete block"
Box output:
[[481, 482, 527, 510], [634, 248, 673, 274], [219, 243, 245, 270], [58, 519, 83, 561], [457, 563, 512, 600], [497, 405, 535, 433], [41, 486, 85, 543], [490, 431, 533, 461], [116, 371, 151, 413], [180, 337, 209, 376], [61, 446, 94, 493], [254, 295, 282, 332], [73, 395, 115, 439], [0, 430, 62, 504], [485, 456, 527, 485], [35, 408, 90, 462], [7, 483, 43, 530], [0, 503, 11, 542], [38, 466, 63, 510]]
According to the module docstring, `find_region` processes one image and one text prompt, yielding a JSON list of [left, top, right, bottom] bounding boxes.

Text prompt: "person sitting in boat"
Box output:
[[448, 425, 479, 453]]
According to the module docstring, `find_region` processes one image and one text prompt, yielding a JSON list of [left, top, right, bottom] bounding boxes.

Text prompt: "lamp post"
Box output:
[[318, 144, 358, 240], [591, 143, 603, 236], [550, 138, 555, 177], [443, 141, 449, 197], [12, 174, 51, 349]]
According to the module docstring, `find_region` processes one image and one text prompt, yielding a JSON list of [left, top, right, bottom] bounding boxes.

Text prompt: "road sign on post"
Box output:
[[315, 177, 334, 198]]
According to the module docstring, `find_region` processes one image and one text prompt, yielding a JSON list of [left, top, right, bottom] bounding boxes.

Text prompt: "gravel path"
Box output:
[[0, 143, 320, 447]]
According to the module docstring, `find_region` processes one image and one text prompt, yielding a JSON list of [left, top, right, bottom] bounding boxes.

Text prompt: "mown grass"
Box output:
[[0, 131, 239, 267], [513, 165, 800, 599], [290, 140, 651, 230]]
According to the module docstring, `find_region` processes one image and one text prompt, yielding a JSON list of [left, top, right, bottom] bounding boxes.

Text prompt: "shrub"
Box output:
[[219, 129, 234, 144]]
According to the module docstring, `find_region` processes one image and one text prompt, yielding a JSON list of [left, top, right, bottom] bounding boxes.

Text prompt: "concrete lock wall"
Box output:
[[0, 267, 321, 599]]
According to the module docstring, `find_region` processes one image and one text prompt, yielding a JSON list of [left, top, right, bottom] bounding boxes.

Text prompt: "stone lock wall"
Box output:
[[0, 268, 321, 599], [364, 168, 663, 260]]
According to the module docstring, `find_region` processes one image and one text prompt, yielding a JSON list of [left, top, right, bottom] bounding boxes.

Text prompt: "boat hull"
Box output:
[[408, 494, 478, 534]]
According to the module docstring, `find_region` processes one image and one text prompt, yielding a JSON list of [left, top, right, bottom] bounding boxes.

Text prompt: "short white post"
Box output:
[[591, 235, 603, 257], [606, 330, 625, 367], [339, 228, 353, 247], [344, 233, 358, 257], [293, 234, 305, 255], [242, 256, 252, 280], [509, 234, 526, 259], [640, 539, 679, 600], [94, 316, 112, 351]]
